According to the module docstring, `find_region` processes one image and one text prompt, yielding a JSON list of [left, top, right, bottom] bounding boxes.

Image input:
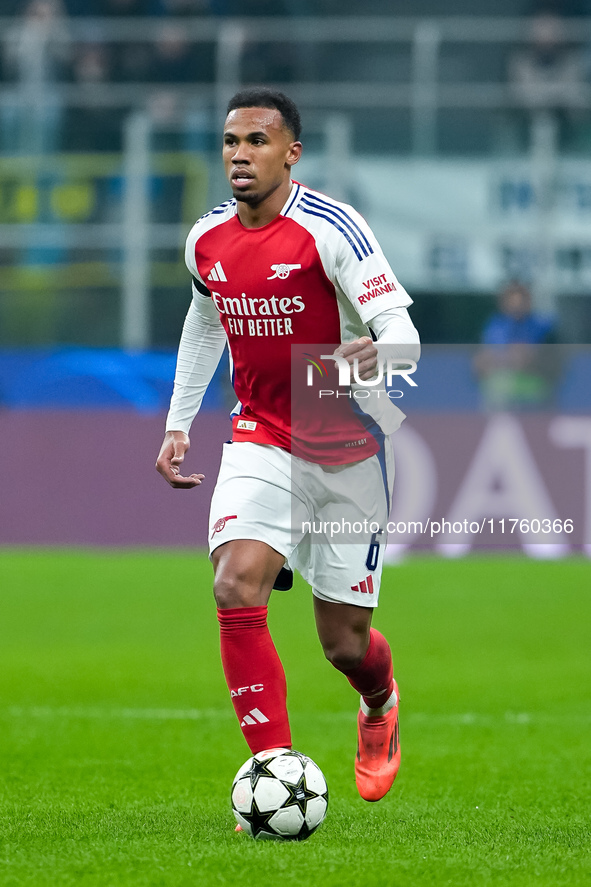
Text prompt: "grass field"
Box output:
[[0, 551, 589, 887]]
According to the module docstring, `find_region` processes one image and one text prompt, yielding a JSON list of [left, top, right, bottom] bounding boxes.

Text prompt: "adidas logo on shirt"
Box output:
[[207, 261, 227, 282], [240, 708, 270, 726]]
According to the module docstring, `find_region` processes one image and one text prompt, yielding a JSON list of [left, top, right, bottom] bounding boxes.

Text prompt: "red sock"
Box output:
[[218, 606, 291, 754], [340, 628, 394, 709]]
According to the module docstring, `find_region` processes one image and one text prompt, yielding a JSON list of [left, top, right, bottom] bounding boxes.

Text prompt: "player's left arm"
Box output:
[[334, 308, 420, 382], [369, 304, 421, 365], [331, 204, 420, 378]]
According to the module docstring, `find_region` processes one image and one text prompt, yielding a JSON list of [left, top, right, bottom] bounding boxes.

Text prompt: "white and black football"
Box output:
[[231, 747, 328, 841]]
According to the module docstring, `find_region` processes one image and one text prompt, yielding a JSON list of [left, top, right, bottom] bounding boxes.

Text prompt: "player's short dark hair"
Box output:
[[226, 88, 302, 141]]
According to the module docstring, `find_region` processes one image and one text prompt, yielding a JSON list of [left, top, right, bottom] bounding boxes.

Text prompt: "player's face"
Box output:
[[223, 107, 301, 207]]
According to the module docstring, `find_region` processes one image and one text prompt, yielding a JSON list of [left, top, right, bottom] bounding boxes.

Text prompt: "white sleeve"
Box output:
[[332, 205, 413, 323], [370, 305, 421, 365], [350, 304, 420, 436], [165, 284, 227, 434]]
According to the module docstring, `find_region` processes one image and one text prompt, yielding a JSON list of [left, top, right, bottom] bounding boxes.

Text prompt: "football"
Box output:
[[231, 748, 329, 841]]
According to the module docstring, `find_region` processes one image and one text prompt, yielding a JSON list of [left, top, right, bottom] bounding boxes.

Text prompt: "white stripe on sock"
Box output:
[[360, 687, 398, 718]]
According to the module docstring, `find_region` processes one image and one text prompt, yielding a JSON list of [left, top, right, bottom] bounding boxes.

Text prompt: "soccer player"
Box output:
[[156, 88, 420, 803]]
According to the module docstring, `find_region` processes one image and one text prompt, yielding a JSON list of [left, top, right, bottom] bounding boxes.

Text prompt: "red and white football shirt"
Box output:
[[184, 182, 412, 464]]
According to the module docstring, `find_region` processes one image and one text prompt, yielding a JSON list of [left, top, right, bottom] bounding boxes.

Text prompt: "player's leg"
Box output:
[[209, 443, 302, 755], [313, 597, 395, 712], [213, 538, 284, 609], [303, 436, 399, 800], [213, 539, 292, 755], [312, 597, 372, 672], [298, 434, 398, 801], [313, 597, 399, 802]]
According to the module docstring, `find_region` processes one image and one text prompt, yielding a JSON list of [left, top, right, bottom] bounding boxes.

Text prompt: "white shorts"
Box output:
[[208, 441, 394, 607]]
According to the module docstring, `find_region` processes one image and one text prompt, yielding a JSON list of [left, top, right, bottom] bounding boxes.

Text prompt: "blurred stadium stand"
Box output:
[[0, 2, 589, 556], [0, 344, 231, 409], [0, 1, 590, 409], [0, 344, 588, 413]]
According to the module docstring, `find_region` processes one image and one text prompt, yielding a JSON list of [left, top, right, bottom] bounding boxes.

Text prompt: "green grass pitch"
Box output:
[[0, 551, 589, 887]]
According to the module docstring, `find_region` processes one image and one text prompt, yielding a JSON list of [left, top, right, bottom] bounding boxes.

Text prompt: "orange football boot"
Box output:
[[355, 682, 400, 802]]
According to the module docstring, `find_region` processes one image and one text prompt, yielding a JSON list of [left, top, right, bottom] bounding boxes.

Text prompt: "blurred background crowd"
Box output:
[[0, 0, 590, 405], [2, 1, 591, 155]]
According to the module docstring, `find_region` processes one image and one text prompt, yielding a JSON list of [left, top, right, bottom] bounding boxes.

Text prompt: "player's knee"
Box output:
[[213, 572, 265, 609], [321, 642, 365, 674]]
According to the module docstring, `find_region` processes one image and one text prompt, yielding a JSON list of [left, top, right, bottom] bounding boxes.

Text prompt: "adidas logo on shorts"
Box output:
[[351, 575, 374, 594]]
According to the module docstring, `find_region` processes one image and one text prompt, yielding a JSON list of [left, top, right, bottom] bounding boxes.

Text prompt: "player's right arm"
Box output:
[[156, 273, 227, 489], [156, 429, 203, 489]]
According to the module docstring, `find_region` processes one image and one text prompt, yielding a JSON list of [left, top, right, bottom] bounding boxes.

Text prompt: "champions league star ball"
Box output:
[[231, 748, 329, 841]]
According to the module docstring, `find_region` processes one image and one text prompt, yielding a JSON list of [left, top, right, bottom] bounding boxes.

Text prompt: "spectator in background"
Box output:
[[1, 0, 70, 154], [507, 12, 589, 151], [212, 0, 316, 85], [211, 0, 304, 82], [146, 24, 213, 151], [474, 281, 557, 410], [99, 0, 166, 84], [63, 43, 125, 151], [106, 0, 158, 82], [149, 23, 198, 82]]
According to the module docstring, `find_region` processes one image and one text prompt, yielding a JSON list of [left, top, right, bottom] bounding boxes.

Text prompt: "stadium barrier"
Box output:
[[1, 346, 589, 555]]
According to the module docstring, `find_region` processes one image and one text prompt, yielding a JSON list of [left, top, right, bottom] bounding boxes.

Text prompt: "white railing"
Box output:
[[1, 16, 591, 344], [2, 16, 591, 151], [0, 113, 352, 350]]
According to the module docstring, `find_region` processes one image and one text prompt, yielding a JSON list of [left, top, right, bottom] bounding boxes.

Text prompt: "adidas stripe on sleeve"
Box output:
[[293, 188, 412, 326]]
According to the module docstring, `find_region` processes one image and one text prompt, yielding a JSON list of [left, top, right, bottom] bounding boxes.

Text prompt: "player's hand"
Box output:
[[334, 336, 378, 381], [155, 430, 204, 489]]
